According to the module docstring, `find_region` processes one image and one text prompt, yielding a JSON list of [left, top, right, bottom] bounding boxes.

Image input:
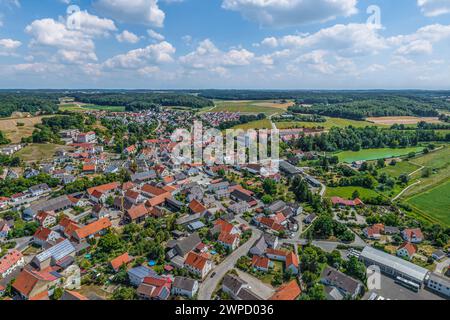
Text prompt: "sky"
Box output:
[[1, 0, 450, 89]]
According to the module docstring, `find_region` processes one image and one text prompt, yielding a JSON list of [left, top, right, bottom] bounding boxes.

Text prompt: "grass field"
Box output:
[[379, 161, 421, 178], [275, 117, 384, 130], [16, 144, 73, 162], [336, 147, 424, 163], [0, 115, 49, 143], [211, 100, 291, 116], [59, 103, 125, 112], [325, 186, 380, 199], [406, 181, 450, 226], [233, 119, 273, 130], [366, 116, 442, 125]]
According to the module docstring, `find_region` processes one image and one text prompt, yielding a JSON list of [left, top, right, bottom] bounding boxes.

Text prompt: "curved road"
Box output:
[[197, 229, 262, 300]]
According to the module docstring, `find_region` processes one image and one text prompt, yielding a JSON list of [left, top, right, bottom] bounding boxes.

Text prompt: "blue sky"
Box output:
[[1, 0, 450, 89]]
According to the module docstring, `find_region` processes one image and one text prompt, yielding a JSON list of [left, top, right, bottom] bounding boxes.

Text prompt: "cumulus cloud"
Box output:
[[0, 38, 21, 55], [116, 30, 140, 43], [103, 41, 175, 69], [147, 29, 165, 41], [221, 0, 358, 27], [93, 0, 165, 27], [417, 0, 450, 17]]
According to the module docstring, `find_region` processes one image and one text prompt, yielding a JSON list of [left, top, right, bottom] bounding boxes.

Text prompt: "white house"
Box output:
[[172, 276, 199, 298], [0, 250, 25, 278], [184, 252, 213, 279]]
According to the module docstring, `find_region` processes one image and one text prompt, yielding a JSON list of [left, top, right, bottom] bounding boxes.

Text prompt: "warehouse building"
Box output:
[[360, 246, 429, 286]]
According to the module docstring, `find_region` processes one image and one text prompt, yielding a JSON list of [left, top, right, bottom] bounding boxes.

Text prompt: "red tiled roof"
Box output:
[[218, 232, 239, 245], [184, 251, 208, 271], [141, 184, 167, 196], [331, 197, 364, 206], [33, 227, 52, 241], [252, 255, 270, 269], [214, 219, 235, 234], [82, 164, 96, 172], [126, 204, 148, 220], [270, 280, 301, 300], [403, 228, 424, 240], [398, 242, 417, 256], [0, 250, 23, 274], [285, 252, 299, 268], [146, 192, 171, 207], [110, 253, 133, 271], [87, 182, 119, 195], [74, 218, 111, 240], [189, 199, 206, 214]]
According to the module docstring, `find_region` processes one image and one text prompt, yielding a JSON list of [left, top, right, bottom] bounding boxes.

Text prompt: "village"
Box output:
[[0, 107, 449, 302]]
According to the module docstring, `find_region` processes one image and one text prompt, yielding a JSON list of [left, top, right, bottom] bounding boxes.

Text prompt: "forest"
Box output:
[[0, 92, 59, 117]]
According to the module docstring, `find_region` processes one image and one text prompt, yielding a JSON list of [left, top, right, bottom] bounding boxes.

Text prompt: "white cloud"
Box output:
[[93, 0, 165, 27], [147, 29, 165, 41], [103, 41, 175, 69], [0, 38, 21, 55], [417, 0, 450, 17], [116, 30, 140, 43], [221, 0, 358, 27]]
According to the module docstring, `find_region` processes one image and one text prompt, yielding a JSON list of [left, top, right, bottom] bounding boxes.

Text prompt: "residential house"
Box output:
[[72, 218, 112, 243], [269, 280, 301, 300], [363, 224, 385, 240], [76, 131, 96, 143], [188, 199, 207, 215], [222, 274, 262, 300], [137, 275, 172, 300], [228, 201, 250, 215], [35, 211, 57, 228], [397, 242, 417, 260], [252, 255, 270, 272], [172, 276, 199, 298], [33, 227, 61, 247], [184, 251, 213, 279], [304, 213, 317, 225], [320, 267, 362, 300], [0, 197, 9, 209], [128, 266, 157, 287], [0, 250, 25, 278], [29, 184, 51, 197], [0, 219, 11, 240], [331, 197, 364, 207], [110, 253, 134, 272], [31, 239, 76, 271], [218, 232, 240, 251], [402, 228, 424, 243], [125, 204, 149, 224], [432, 250, 446, 261], [266, 248, 299, 275], [13, 268, 62, 300]]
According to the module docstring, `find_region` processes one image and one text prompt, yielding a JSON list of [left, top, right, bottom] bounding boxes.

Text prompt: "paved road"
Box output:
[[197, 229, 262, 300], [236, 270, 275, 299]]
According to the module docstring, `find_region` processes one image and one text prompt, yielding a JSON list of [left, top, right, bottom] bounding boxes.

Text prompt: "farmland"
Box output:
[[59, 103, 125, 112], [366, 116, 442, 125], [0, 115, 49, 143], [335, 147, 424, 163], [233, 119, 273, 130], [275, 117, 384, 130], [211, 100, 291, 116], [406, 181, 450, 226]]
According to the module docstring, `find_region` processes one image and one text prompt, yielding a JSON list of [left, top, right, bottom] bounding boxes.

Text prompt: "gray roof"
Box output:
[[267, 200, 286, 213], [174, 233, 202, 257], [25, 195, 73, 216], [173, 276, 197, 291], [279, 161, 302, 175], [427, 272, 450, 287], [222, 274, 246, 295], [188, 221, 206, 231], [237, 288, 263, 300], [360, 246, 429, 283], [29, 183, 50, 193], [176, 213, 202, 226], [35, 239, 76, 263], [127, 266, 156, 279], [250, 236, 268, 256], [131, 170, 156, 182], [321, 267, 361, 296]]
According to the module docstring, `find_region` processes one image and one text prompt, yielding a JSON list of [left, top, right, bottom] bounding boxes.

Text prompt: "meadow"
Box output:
[[16, 144, 73, 162], [0, 115, 49, 143], [59, 103, 125, 112], [325, 186, 380, 200], [335, 147, 424, 163], [275, 117, 385, 130], [233, 119, 273, 130], [211, 100, 291, 116]]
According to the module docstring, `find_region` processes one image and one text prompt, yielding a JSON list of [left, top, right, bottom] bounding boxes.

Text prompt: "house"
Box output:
[[402, 228, 424, 243], [110, 253, 134, 272], [12, 268, 62, 300], [397, 242, 417, 260], [125, 204, 149, 224], [184, 251, 213, 279], [82, 164, 96, 174], [304, 213, 317, 225], [208, 181, 230, 193], [137, 275, 171, 300], [269, 280, 301, 300], [92, 205, 111, 219], [87, 182, 120, 203], [33, 227, 61, 247], [222, 274, 262, 300], [211, 219, 241, 237], [426, 272, 450, 298], [124, 145, 137, 155], [320, 267, 362, 299], [35, 211, 57, 228], [228, 201, 250, 215], [363, 223, 385, 240], [131, 170, 157, 183], [384, 226, 400, 235], [128, 266, 157, 287], [431, 250, 446, 261], [31, 239, 76, 270], [172, 276, 199, 298], [0, 197, 9, 209], [23, 195, 75, 220], [72, 218, 112, 243], [166, 233, 202, 261], [0, 219, 11, 240], [252, 255, 270, 272], [141, 184, 167, 198], [0, 250, 25, 278], [165, 197, 183, 212], [187, 221, 206, 232], [258, 217, 284, 233], [61, 290, 88, 301], [331, 197, 364, 207], [266, 248, 299, 275], [188, 199, 207, 215], [218, 232, 240, 251], [29, 183, 51, 197], [250, 236, 268, 256], [76, 131, 96, 143]]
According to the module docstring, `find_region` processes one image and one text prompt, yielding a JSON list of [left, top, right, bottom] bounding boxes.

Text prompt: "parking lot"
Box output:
[[363, 274, 445, 300]]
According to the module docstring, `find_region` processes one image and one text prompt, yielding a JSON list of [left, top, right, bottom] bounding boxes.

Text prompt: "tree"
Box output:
[[344, 256, 366, 282], [261, 194, 273, 204], [376, 158, 385, 168], [352, 190, 360, 200], [398, 173, 409, 185], [262, 179, 277, 196], [111, 287, 137, 300]]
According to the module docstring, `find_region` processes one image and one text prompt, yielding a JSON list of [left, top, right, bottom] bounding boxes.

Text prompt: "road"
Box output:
[[392, 180, 422, 201], [13, 236, 32, 252], [197, 229, 262, 300]]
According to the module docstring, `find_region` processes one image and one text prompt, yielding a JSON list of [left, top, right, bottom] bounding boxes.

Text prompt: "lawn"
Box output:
[[336, 147, 424, 163], [379, 161, 421, 178], [212, 100, 289, 116], [406, 180, 450, 226], [325, 186, 380, 200], [275, 117, 384, 130], [16, 143, 73, 162]]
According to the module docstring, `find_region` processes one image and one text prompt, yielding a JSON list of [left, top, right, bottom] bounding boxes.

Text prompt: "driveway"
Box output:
[[236, 270, 275, 300], [197, 229, 262, 300]]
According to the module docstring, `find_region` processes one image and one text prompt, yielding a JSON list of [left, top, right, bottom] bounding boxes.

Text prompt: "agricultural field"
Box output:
[[233, 119, 272, 130], [0, 115, 49, 143], [406, 181, 450, 226], [366, 116, 442, 125], [211, 100, 291, 116], [336, 147, 424, 163], [16, 143, 73, 162], [275, 117, 384, 130], [325, 186, 380, 199], [59, 103, 125, 112]]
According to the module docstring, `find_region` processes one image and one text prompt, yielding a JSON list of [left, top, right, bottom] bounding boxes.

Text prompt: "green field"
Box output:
[[325, 186, 380, 199], [59, 103, 125, 112], [409, 145, 450, 170], [16, 143, 73, 162], [406, 181, 450, 226], [233, 119, 273, 130], [275, 117, 384, 130], [379, 161, 421, 178], [211, 100, 290, 116], [336, 147, 424, 163]]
